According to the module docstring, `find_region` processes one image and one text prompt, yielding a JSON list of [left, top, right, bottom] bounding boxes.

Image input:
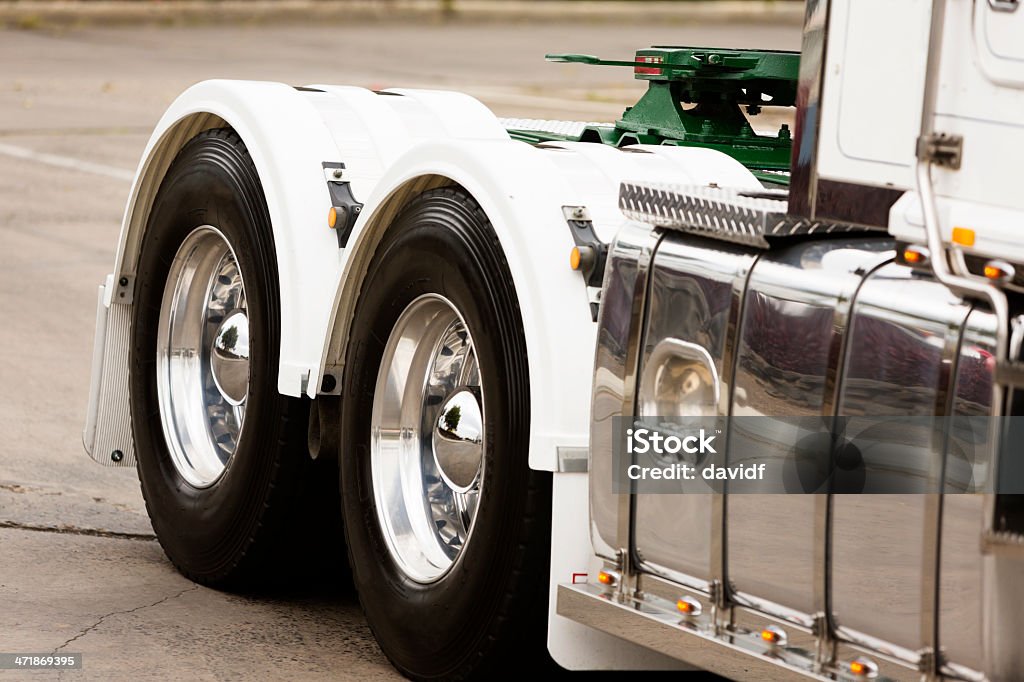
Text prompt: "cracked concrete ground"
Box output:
[[0, 18, 799, 681], [0, 528, 394, 681]]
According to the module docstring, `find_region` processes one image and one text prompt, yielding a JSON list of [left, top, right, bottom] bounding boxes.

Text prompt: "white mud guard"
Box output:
[[84, 276, 135, 466], [84, 80, 345, 464]]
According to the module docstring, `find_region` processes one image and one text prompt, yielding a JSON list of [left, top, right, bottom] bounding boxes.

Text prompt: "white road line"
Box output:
[[0, 142, 134, 182]]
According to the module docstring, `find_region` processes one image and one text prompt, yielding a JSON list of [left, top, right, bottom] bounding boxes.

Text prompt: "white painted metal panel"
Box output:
[[974, 0, 1024, 88], [816, 0, 930, 190]]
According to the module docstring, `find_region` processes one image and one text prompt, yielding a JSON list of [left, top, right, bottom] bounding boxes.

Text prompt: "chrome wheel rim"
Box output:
[[156, 226, 249, 489], [371, 294, 485, 583]]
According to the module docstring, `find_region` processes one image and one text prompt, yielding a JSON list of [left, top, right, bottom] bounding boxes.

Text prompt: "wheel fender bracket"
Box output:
[[323, 161, 363, 248], [562, 205, 608, 321]]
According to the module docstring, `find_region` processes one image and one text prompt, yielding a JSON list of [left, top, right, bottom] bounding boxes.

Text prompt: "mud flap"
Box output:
[[83, 274, 136, 467]]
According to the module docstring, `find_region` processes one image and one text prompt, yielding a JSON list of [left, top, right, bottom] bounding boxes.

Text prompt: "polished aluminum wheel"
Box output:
[[157, 226, 249, 488], [371, 294, 485, 583]]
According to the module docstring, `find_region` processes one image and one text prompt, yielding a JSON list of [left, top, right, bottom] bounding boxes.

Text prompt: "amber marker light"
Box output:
[[983, 259, 1015, 282], [759, 625, 787, 646], [951, 226, 975, 247], [596, 570, 618, 587], [328, 206, 338, 229], [902, 246, 928, 265], [570, 246, 582, 271], [676, 596, 702, 617], [848, 657, 878, 677]]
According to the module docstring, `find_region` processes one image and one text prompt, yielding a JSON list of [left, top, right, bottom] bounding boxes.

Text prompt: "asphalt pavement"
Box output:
[[0, 18, 800, 681]]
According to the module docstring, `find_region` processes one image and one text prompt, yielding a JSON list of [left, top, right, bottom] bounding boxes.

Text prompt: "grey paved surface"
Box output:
[[0, 1, 806, 29], [0, 19, 800, 681]]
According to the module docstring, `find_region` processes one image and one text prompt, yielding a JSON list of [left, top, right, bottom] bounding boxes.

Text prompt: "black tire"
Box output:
[[339, 187, 554, 680], [130, 128, 341, 589]]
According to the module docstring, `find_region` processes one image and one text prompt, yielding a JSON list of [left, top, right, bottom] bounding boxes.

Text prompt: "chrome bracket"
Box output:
[[917, 647, 944, 678], [811, 612, 836, 671], [916, 133, 963, 170], [615, 548, 639, 601], [989, 0, 1019, 12], [707, 579, 722, 605], [562, 205, 592, 222], [708, 579, 725, 634]]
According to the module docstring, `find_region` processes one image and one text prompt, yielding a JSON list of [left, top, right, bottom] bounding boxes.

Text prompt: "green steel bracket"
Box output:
[[545, 48, 797, 104], [513, 47, 800, 181]]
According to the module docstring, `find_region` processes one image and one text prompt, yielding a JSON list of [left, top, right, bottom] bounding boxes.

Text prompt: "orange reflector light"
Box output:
[[676, 596, 702, 616], [983, 260, 1014, 282], [848, 657, 878, 677], [328, 206, 338, 229], [759, 625, 787, 646], [597, 570, 617, 586], [570, 246, 582, 271], [903, 247, 926, 265], [952, 226, 975, 247]]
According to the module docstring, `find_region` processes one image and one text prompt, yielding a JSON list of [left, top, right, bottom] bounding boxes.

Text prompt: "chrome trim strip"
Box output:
[[557, 583, 836, 681], [717, 249, 757, 620], [619, 227, 659, 586]]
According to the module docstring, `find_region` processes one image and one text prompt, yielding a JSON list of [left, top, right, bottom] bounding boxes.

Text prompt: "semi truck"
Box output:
[[83, 0, 1024, 679]]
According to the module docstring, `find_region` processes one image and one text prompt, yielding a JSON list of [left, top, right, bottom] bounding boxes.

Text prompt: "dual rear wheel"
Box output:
[[131, 130, 552, 678]]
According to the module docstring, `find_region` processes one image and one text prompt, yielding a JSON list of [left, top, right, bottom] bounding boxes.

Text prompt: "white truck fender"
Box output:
[[322, 136, 598, 472], [112, 79, 344, 397]]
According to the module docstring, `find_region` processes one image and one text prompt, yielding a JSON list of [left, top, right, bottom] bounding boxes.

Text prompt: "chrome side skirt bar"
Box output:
[[557, 582, 922, 681]]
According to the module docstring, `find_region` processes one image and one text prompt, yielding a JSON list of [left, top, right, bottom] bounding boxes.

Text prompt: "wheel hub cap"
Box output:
[[210, 310, 250, 406], [432, 388, 483, 493]]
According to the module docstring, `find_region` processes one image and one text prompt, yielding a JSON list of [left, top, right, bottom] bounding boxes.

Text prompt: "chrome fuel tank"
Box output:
[[589, 227, 1001, 679]]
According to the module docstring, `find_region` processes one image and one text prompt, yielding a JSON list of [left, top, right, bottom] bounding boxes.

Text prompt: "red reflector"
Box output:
[[635, 55, 663, 76]]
